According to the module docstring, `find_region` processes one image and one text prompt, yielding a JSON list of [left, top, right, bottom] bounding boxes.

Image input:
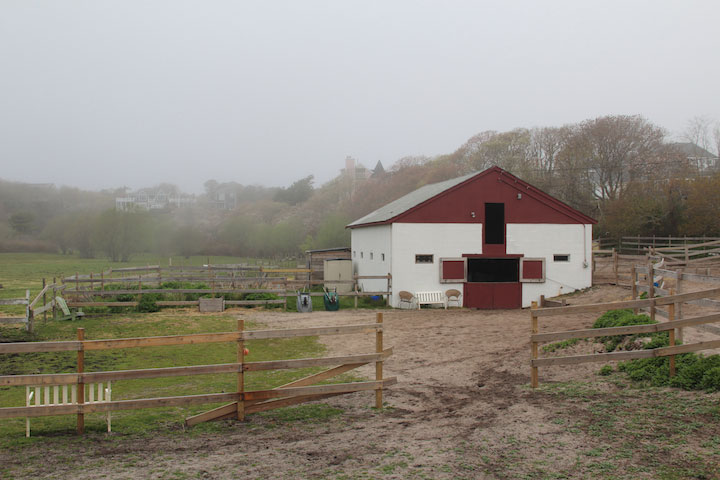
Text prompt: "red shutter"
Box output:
[[520, 258, 545, 283], [440, 258, 467, 283]]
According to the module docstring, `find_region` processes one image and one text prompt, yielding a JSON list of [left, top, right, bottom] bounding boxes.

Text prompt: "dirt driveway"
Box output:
[[3, 285, 720, 479]]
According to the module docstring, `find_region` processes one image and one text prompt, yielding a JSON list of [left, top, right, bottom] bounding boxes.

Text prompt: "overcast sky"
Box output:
[[1, 1, 719, 193]]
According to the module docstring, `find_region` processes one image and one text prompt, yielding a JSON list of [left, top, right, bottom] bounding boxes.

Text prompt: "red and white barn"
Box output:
[[348, 166, 597, 309]]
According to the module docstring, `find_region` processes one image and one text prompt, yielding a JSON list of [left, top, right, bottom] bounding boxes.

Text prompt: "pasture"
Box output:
[[1, 254, 720, 479]]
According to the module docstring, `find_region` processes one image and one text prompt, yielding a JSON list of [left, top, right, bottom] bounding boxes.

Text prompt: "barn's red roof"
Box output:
[[347, 166, 597, 228]]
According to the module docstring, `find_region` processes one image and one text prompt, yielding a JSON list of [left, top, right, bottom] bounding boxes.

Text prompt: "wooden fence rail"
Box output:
[[0, 313, 395, 435], [530, 286, 720, 387], [0, 290, 31, 332]]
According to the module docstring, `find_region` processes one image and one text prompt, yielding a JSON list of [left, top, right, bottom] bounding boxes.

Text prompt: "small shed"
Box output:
[[305, 247, 351, 282], [348, 167, 597, 309]]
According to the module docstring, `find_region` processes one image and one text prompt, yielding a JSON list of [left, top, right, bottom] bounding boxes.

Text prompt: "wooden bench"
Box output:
[[416, 291, 447, 309]]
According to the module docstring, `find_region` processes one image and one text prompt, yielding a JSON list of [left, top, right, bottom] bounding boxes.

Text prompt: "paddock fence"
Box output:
[[0, 312, 395, 436], [0, 290, 31, 331], [596, 236, 720, 255], [529, 287, 720, 388], [12, 265, 392, 321]]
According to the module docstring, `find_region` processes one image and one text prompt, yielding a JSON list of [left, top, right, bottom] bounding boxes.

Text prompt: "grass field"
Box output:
[[0, 253, 363, 445]]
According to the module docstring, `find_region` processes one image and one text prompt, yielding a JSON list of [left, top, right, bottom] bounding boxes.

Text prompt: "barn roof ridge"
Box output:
[[347, 171, 479, 227], [347, 166, 596, 228]]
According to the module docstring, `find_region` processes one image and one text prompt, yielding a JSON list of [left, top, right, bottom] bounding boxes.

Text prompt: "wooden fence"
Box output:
[[596, 236, 720, 255], [6, 265, 393, 323], [648, 239, 720, 270], [0, 290, 31, 331], [592, 249, 646, 286], [0, 313, 395, 436], [529, 287, 720, 387]]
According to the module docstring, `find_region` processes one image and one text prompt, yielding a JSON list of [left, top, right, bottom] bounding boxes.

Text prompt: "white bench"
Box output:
[[415, 291, 447, 309]]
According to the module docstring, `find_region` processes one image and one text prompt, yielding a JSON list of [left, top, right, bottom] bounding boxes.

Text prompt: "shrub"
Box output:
[[598, 365, 613, 376], [592, 309, 661, 352], [137, 293, 161, 313]]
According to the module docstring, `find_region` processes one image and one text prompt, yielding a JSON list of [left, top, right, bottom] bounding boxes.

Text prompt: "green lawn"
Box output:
[[0, 253, 363, 444]]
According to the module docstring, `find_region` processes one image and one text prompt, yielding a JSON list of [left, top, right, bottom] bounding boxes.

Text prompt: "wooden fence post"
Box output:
[[531, 301, 539, 388], [668, 290, 676, 377], [631, 265, 638, 314], [75, 272, 79, 302], [676, 268, 684, 343], [237, 318, 245, 421], [613, 248, 618, 284], [100, 271, 104, 291], [25, 290, 32, 333], [376, 312, 383, 409], [648, 261, 655, 322], [77, 328, 85, 435], [354, 276, 359, 309], [52, 277, 57, 321], [42, 278, 47, 323]]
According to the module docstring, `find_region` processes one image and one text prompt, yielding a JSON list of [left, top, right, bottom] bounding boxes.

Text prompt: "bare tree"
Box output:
[[683, 116, 715, 153], [569, 115, 667, 202]]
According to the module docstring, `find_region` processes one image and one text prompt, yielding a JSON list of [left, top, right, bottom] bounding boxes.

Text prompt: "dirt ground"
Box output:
[[3, 285, 720, 479]]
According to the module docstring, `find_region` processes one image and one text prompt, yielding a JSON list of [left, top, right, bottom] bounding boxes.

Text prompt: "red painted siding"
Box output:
[[522, 260, 544, 279], [395, 169, 593, 225], [441, 260, 465, 280], [464, 283, 521, 309]]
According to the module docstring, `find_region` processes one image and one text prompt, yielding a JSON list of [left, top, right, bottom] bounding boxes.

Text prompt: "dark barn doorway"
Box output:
[[464, 256, 521, 309]]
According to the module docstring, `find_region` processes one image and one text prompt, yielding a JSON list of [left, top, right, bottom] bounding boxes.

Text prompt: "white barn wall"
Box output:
[[507, 224, 593, 307], [390, 223, 483, 307], [351, 225, 392, 294]]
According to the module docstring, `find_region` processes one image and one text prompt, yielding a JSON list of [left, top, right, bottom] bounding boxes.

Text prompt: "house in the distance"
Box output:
[[115, 189, 195, 211], [347, 166, 597, 309]]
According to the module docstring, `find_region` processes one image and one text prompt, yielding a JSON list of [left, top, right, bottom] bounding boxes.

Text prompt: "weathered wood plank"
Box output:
[[245, 392, 346, 415], [533, 312, 720, 343], [0, 341, 81, 354], [243, 379, 397, 402], [244, 352, 385, 372], [0, 373, 77, 387], [244, 323, 381, 340], [655, 339, 720, 356], [32, 300, 56, 315], [82, 332, 239, 350], [0, 299, 28, 305], [532, 350, 655, 367], [185, 402, 238, 426], [534, 298, 654, 316], [0, 317, 27, 324]]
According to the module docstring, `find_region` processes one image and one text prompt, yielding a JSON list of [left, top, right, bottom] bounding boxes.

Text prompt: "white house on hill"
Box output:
[[347, 166, 597, 309]]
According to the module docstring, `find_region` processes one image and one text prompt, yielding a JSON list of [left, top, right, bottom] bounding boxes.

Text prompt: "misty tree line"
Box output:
[[1, 114, 719, 261]]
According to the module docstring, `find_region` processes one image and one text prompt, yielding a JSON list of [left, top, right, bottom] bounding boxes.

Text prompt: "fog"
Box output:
[[1, 0, 718, 193]]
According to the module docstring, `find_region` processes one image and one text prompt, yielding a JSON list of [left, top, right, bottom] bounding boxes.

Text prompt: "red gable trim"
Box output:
[[348, 166, 596, 228]]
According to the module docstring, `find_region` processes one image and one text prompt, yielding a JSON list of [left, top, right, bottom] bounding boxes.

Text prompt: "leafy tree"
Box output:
[[92, 209, 151, 262], [9, 212, 36, 234], [274, 175, 314, 205]]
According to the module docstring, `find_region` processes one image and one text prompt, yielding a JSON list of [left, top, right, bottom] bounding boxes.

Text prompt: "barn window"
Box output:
[[520, 258, 546, 283], [467, 258, 519, 282], [440, 258, 467, 283], [485, 203, 505, 244], [360, 252, 363, 259], [381, 253, 385, 261], [415, 254, 434, 264], [370, 252, 374, 260], [554, 254, 570, 262]]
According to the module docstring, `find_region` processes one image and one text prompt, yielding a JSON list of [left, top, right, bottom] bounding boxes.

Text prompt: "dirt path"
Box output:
[[3, 285, 720, 479]]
